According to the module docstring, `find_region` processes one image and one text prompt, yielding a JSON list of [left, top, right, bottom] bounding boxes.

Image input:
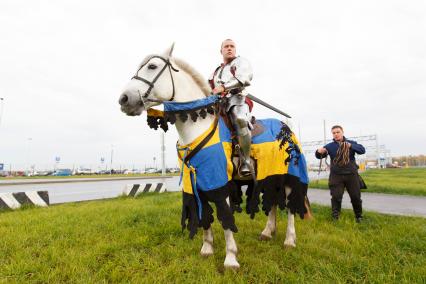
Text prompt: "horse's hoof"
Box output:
[[259, 234, 272, 241], [284, 241, 296, 249], [200, 251, 214, 257], [224, 263, 240, 270], [200, 245, 214, 257]]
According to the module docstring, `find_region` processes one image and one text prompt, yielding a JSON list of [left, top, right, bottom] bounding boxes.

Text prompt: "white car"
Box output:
[[75, 168, 92, 175]]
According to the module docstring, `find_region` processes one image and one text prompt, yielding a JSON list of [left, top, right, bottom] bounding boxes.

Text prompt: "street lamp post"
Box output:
[[27, 138, 32, 175], [0, 98, 4, 128], [161, 132, 166, 176], [110, 145, 114, 175]]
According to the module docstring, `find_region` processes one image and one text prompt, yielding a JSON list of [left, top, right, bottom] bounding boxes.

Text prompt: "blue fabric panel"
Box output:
[[218, 117, 232, 142], [252, 118, 282, 144], [287, 152, 309, 184], [164, 95, 219, 112], [190, 143, 229, 191]]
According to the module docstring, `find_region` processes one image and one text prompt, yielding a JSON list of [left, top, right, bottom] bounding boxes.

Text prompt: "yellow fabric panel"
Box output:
[[147, 108, 164, 118], [222, 142, 234, 180], [251, 140, 290, 181], [178, 158, 193, 194]]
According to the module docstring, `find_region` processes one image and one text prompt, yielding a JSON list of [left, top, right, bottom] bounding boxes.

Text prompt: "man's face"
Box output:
[[221, 40, 236, 62], [332, 128, 344, 142]]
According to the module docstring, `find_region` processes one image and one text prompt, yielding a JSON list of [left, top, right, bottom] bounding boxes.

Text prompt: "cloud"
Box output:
[[0, 0, 425, 170]]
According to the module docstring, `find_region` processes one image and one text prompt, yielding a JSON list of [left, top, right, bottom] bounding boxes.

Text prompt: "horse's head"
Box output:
[[119, 44, 179, 116]]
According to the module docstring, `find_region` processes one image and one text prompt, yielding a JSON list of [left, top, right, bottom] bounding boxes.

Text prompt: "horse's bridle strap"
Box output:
[[183, 118, 219, 164], [131, 55, 178, 102]]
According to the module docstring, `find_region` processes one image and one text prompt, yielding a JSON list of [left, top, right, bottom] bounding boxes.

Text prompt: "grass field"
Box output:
[[309, 168, 426, 196], [1, 193, 425, 283]]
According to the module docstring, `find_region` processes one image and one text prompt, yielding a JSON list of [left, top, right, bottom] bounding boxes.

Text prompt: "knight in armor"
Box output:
[[209, 39, 254, 176]]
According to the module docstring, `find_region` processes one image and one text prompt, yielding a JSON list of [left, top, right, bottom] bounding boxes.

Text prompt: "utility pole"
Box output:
[[375, 134, 380, 168], [27, 138, 32, 174], [0, 98, 4, 128], [110, 144, 114, 175], [323, 120, 326, 145], [161, 132, 166, 176], [298, 122, 302, 144]]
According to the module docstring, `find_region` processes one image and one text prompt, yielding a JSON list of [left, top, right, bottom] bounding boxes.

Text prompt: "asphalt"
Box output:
[[308, 188, 426, 218], [0, 176, 173, 186], [1, 177, 424, 218]]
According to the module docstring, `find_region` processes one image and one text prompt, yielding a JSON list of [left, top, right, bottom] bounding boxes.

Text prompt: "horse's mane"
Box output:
[[172, 57, 212, 97]]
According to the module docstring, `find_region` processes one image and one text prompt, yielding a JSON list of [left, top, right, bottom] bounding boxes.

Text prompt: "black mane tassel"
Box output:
[[160, 118, 168, 132], [206, 105, 215, 115], [179, 112, 189, 122], [165, 112, 177, 124], [199, 108, 207, 119], [147, 116, 159, 130], [189, 110, 199, 122]]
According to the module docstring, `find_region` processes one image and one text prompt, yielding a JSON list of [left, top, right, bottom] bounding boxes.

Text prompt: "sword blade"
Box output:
[[246, 94, 292, 118]]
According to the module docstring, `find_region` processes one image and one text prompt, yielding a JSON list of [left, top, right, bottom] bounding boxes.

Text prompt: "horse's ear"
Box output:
[[164, 42, 175, 58]]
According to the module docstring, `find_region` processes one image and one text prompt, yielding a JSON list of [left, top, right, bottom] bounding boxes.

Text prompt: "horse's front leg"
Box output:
[[223, 197, 239, 269], [260, 205, 277, 240], [200, 226, 214, 257], [284, 186, 296, 248], [224, 229, 239, 269]]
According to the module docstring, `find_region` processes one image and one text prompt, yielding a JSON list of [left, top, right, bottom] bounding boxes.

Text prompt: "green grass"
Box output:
[[309, 168, 426, 196], [1, 193, 425, 283]]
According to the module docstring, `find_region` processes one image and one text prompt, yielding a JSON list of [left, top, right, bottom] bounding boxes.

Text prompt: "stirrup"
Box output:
[[238, 162, 253, 177]]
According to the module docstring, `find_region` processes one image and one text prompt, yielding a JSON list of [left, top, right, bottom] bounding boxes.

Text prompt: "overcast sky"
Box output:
[[0, 0, 425, 170]]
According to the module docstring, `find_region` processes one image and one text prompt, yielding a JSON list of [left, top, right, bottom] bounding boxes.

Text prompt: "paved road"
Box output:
[[1, 176, 425, 218], [308, 188, 426, 218], [0, 176, 180, 204]]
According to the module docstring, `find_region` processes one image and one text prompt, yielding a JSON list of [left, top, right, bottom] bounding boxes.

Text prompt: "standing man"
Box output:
[[315, 125, 366, 222], [209, 39, 254, 177]]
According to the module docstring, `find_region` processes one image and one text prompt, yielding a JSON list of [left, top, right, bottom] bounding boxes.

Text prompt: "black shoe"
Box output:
[[331, 199, 341, 222], [356, 216, 363, 223]]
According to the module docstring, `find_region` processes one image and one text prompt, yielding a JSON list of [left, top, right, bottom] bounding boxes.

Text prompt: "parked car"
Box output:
[[124, 169, 141, 174], [74, 168, 92, 175], [52, 169, 72, 176], [39, 170, 54, 176], [145, 168, 157, 174]]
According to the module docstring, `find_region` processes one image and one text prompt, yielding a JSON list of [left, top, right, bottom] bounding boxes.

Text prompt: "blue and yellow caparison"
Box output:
[[146, 95, 309, 238]]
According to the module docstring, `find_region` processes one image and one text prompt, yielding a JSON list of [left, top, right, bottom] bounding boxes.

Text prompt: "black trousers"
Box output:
[[328, 173, 362, 218]]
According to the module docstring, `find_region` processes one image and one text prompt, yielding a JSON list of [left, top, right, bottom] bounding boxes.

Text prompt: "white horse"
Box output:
[[119, 44, 311, 269]]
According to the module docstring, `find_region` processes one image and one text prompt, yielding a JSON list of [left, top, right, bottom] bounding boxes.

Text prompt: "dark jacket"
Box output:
[[315, 137, 365, 175]]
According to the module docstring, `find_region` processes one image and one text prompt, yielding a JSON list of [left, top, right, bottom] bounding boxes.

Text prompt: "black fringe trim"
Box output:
[[181, 192, 199, 239], [164, 103, 217, 125], [181, 181, 238, 239], [147, 115, 169, 132], [245, 174, 308, 219], [147, 103, 217, 132]]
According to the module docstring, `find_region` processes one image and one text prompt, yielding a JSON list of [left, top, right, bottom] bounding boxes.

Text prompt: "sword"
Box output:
[[246, 94, 292, 118]]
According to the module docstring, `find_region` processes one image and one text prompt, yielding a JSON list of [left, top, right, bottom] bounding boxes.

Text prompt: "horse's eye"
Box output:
[[148, 64, 157, 70]]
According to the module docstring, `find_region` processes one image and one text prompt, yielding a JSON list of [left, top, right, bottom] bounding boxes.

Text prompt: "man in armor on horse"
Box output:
[[209, 39, 254, 177]]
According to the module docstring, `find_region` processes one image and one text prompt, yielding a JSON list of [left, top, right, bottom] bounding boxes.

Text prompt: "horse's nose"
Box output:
[[119, 94, 129, 105]]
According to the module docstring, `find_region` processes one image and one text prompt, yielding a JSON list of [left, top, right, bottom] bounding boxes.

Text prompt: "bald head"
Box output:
[[220, 39, 236, 63]]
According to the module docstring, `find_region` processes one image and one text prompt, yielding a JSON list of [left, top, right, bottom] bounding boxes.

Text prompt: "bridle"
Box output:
[[132, 55, 179, 104]]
